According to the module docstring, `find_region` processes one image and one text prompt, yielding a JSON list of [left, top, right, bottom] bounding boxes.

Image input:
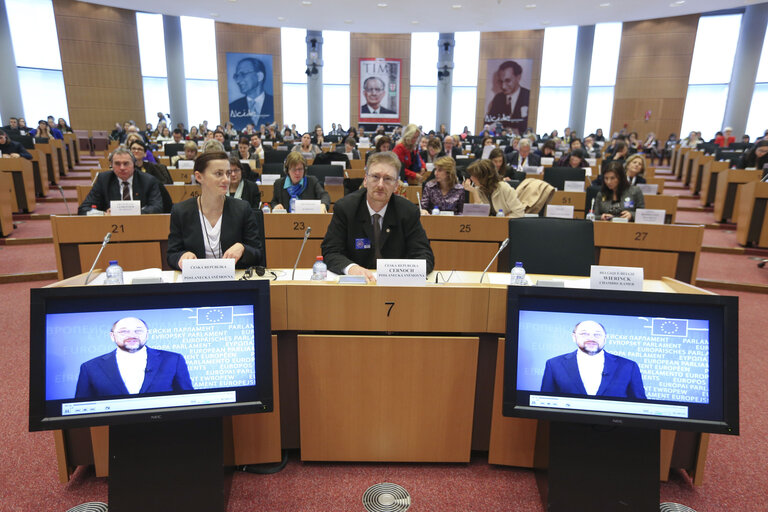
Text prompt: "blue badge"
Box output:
[[623, 198, 635, 208], [354, 238, 371, 250]]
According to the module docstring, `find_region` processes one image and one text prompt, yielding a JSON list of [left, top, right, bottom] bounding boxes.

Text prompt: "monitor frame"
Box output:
[[502, 286, 739, 435], [29, 280, 274, 432]]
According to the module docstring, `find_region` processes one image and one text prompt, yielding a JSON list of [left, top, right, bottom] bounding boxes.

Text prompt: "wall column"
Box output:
[[306, 30, 323, 131], [436, 33, 455, 133], [569, 25, 595, 138], [163, 15, 188, 129], [0, 0, 25, 122], [722, 3, 768, 138]]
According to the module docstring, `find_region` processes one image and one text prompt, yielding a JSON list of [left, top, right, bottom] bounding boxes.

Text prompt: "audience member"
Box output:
[[463, 159, 524, 218], [0, 129, 32, 159], [420, 156, 465, 215], [594, 162, 645, 221], [393, 124, 426, 183], [226, 155, 262, 210], [270, 152, 330, 212]]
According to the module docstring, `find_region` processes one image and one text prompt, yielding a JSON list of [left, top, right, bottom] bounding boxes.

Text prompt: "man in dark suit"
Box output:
[[442, 135, 462, 159], [229, 57, 275, 131], [75, 317, 193, 399], [505, 139, 540, 168], [321, 151, 434, 283], [0, 129, 32, 159], [360, 77, 396, 115], [77, 147, 164, 214], [485, 60, 530, 135], [541, 320, 646, 399]]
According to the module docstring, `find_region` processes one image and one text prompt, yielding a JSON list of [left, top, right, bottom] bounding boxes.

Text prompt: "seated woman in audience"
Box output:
[[557, 139, 584, 166], [624, 154, 648, 185], [681, 131, 700, 148], [463, 159, 524, 218], [230, 136, 261, 179], [312, 125, 325, 146], [628, 131, 641, 151], [292, 132, 322, 159], [365, 135, 392, 163], [347, 126, 359, 142], [420, 156, 465, 215], [393, 124, 426, 183], [342, 136, 361, 160], [31, 120, 52, 139], [125, 133, 157, 163], [738, 139, 768, 169], [562, 148, 589, 169], [282, 127, 294, 142], [419, 136, 430, 154], [715, 127, 735, 148], [264, 124, 282, 143], [56, 118, 72, 134], [535, 139, 557, 160], [594, 128, 605, 142], [156, 125, 172, 143], [594, 162, 645, 221], [474, 136, 495, 159], [270, 152, 330, 213], [460, 126, 470, 140], [601, 140, 628, 173], [186, 126, 201, 141], [420, 137, 444, 165], [167, 151, 264, 270], [171, 141, 198, 166], [226, 156, 261, 210], [489, 148, 517, 182]]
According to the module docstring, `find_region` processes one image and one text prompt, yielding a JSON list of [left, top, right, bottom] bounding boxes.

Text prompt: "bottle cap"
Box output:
[[109, 260, 118, 265], [316, 256, 323, 261]]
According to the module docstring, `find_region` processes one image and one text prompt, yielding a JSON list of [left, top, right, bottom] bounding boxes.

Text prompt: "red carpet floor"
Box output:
[[3, 219, 53, 239], [0, 244, 58, 274]]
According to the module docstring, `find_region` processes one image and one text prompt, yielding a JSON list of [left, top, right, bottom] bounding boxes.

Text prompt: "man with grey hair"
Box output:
[[78, 146, 163, 215], [442, 135, 461, 159], [506, 137, 540, 169], [361, 76, 395, 115], [321, 151, 434, 283]]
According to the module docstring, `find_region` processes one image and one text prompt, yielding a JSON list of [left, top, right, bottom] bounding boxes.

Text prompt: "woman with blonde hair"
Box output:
[[463, 159, 524, 218], [393, 123, 426, 183], [420, 156, 465, 215], [624, 154, 647, 185]]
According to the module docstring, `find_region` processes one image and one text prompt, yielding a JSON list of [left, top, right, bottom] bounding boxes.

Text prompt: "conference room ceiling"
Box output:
[[82, 0, 761, 33]]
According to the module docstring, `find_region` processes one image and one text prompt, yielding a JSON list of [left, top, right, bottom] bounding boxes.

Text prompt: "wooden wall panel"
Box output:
[[215, 23, 283, 129], [53, 0, 145, 131], [611, 15, 699, 140], [350, 33, 410, 129], [477, 30, 544, 134]]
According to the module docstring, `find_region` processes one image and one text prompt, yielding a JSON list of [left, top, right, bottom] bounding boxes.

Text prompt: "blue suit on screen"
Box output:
[[540, 350, 646, 399], [75, 347, 194, 399]]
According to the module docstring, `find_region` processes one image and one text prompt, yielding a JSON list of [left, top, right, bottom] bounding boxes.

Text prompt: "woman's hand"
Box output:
[[600, 213, 613, 221], [222, 243, 245, 261], [178, 252, 197, 267], [272, 204, 285, 211], [619, 210, 632, 220], [420, 209, 429, 216]]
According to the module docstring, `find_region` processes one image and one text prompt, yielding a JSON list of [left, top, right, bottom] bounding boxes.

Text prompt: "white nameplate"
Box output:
[[177, 160, 195, 169], [438, 211, 455, 216], [481, 146, 494, 159], [262, 141, 273, 147], [239, 159, 250, 165], [545, 205, 574, 219], [109, 200, 141, 215], [523, 165, 543, 174], [462, 203, 491, 216], [261, 174, 281, 186], [635, 208, 666, 225], [329, 161, 346, 168], [582, 167, 592, 177], [456, 154, 469, 159], [426, 162, 434, 172], [182, 258, 236, 281], [611, 217, 629, 223], [637, 184, 659, 195], [586, 158, 597, 166], [376, 259, 427, 286], [324, 176, 344, 186], [590, 265, 643, 291], [564, 180, 584, 192], [173, 181, 185, 186], [540, 157, 554, 166], [293, 199, 323, 213]]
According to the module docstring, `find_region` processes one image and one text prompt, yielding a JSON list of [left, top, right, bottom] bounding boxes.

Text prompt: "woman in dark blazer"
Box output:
[[167, 151, 264, 270], [226, 156, 262, 210], [270, 151, 331, 212]]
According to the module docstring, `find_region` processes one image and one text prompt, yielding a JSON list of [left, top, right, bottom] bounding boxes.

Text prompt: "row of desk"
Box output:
[[50, 271, 713, 487]]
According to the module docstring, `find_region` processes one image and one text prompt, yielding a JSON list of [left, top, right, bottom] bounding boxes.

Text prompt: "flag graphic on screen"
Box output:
[[197, 307, 234, 325], [652, 318, 688, 337]]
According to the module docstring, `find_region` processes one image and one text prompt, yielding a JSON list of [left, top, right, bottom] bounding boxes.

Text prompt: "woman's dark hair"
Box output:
[[375, 135, 393, 151], [542, 139, 556, 151], [238, 136, 250, 145], [742, 139, 768, 168], [194, 151, 229, 174], [601, 161, 629, 198], [467, 159, 501, 197]]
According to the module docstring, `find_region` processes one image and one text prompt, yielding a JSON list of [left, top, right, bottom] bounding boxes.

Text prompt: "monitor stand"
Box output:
[[108, 417, 228, 512], [540, 421, 660, 512]]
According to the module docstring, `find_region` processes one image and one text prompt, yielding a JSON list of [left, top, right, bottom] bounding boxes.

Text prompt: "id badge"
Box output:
[[623, 197, 635, 208], [354, 238, 371, 250]]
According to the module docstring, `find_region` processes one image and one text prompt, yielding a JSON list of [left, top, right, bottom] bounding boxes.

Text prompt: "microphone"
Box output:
[[291, 226, 312, 280], [479, 238, 509, 283], [55, 184, 71, 215], [84, 232, 112, 285]]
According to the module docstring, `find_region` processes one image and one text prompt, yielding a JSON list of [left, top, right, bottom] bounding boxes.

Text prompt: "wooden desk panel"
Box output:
[[598, 248, 679, 280], [298, 335, 479, 462], [0, 172, 14, 236], [700, 160, 729, 207], [593, 222, 703, 283], [77, 241, 164, 272], [644, 195, 678, 224], [645, 177, 665, 194], [550, 191, 586, 215], [431, 241, 500, 271], [713, 169, 761, 223], [689, 154, 713, 196], [28, 150, 50, 196], [0, 159, 37, 212], [169, 168, 194, 183], [35, 142, 61, 184], [736, 181, 768, 247], [674, 147, 690, 179]]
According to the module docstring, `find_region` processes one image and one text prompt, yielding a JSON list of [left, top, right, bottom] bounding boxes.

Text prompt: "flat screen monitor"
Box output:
[[503, 287, 739, 434], [543, 167, 586, 191], [29, 280, 273, 431]]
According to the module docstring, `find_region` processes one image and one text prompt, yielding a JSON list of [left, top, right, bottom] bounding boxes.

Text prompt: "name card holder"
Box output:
[[590, 265, 643, 291], [634, 209, 666, 225], [376, 259, 427, 286], [545, 205, 574, 219], [182, 259, 236, 282], [109, 200, 141, 216]]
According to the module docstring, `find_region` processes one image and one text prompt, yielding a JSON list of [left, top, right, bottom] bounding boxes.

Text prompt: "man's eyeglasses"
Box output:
[[364, 87, 384, 94], [367, 173, 397, 185], [233, 70, 256, 80], [113, 329, 147, 336]]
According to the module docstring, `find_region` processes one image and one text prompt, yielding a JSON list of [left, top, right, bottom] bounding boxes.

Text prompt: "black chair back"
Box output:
[[543, 167, 586, 191], [507, 217, 595, 276], [307, 164, 344, 185], [262, 162, 285, 175], [264, 150, 289, 164], [8, 133, 34, 149], [163, 143, 185, 157]]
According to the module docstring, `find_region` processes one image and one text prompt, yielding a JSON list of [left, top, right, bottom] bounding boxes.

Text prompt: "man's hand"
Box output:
[[348, 264, 376, 283]]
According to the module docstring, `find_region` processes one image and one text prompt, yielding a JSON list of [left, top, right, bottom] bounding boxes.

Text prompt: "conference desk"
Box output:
[[699, 160, 730, 207], [689, 154, 714, 196], [35, 142, 62, 184], [680, 150, 703, 188], [713, 169, 762, 223], [0, 158, 37, 213], [0, 172, 13, 236], [50, 214, 705, 284], [736, 181, 768, 248], [49, 271, 714, 486]]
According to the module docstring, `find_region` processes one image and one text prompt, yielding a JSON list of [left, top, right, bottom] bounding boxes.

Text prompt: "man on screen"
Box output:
[[75, 317, 193, 399], [541, 320, 646, 399]]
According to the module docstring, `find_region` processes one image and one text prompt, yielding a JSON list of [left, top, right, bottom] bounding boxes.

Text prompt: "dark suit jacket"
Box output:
[[361, 104, 396, 115], [270, 175, 330, 211], [541, 350, 646, 399], [321, 188, 435, 274], [166, 196, 265, 269], [75, 347, 193, 399], [78, 170, 163, 215], [486, 87, 530, 134], [506, 151, 541, 168], [229, 93, 275, 129], [228, 179, 262, 211], [139, 161, 173, 185], [0, 139, 32, 159]]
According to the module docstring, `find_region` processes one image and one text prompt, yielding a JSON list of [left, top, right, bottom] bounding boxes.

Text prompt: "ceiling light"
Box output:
[[411, 20, 420, 24], [670, 0, 684, 5], [452, 4, 462, 8], [277, 16, 286, 21], [377, 2, 388, 6], [525, 4, 537, 8], [227, 0, 237, 3], [209, 12, 219, 17], [301, 0, 311, 5], [344, 19, 353, 24], [599, 2, 610, 6]]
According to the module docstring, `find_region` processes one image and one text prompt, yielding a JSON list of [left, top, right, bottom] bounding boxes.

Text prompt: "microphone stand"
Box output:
[[84, 232, 112, 285], [291, 226, 312, 280], [479, 238, 509, 283], [56, 184, 71, 215]]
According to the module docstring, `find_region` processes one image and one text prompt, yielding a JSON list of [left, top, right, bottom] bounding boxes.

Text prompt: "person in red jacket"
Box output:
[[392, 123, 426, 183], [714, 127, 735, 148]]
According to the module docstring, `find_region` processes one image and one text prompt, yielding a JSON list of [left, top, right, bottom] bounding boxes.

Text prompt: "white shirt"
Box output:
[[342, 200, 389, 275], [247, 92, 266, 120], [198, 209, 223, 259], [506, 88, 521, 114], [576, 349, 605, 396], [115, 346, 148, 394]]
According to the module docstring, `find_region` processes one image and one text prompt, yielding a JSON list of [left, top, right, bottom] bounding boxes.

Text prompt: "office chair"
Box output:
[[306, 164, 344, 186], [507, 217, 595, 276], [543, 167, 587, 191], [262, 162, 285, 175], [264, 150, 289, 164]]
